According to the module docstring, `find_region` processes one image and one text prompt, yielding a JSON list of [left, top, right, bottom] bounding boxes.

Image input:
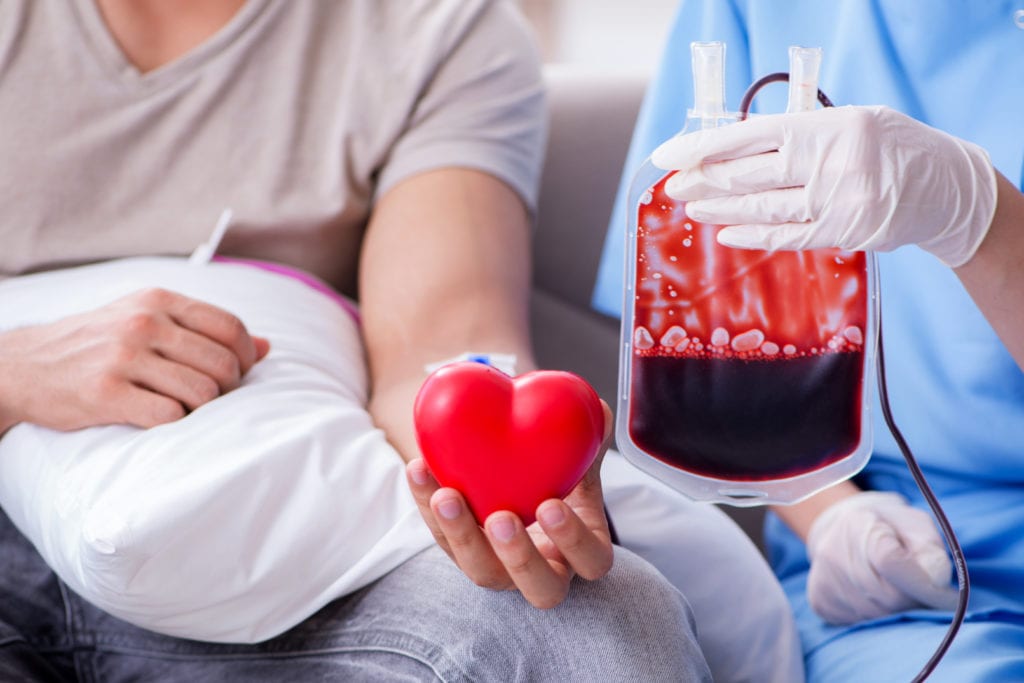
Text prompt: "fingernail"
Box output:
[[408, 462, 429, 486], [651, 137, 686, 170], [664, 173, 692, 198], [716, 228, 739, 246], [537, 502, 566, 527], [437, 497, 461, 520], [685, 201, 709, 221], [489, 516, 516, 543], [716, 228, 752, 249], [650, 141, 671, 169]]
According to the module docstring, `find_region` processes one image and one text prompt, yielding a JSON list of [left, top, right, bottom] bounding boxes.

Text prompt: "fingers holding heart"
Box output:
[[407, 457, 609, 603], [483, 493, 613, 607], [485, 510, 572, 609], [410, 364, 612, 606], [544, 408, 615, 581], [406, 459, 501, 581], [430, 488, 515, 590], [534, 497, 613, 582], [561, 416, 612, 532], [406, 459, 448, 549]]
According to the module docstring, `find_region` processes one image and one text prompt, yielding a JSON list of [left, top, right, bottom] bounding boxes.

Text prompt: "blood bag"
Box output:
[[617, 43, 878, 505]]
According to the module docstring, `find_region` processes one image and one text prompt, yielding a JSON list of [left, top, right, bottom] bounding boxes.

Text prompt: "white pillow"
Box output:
[[0, 257, 433, 643]]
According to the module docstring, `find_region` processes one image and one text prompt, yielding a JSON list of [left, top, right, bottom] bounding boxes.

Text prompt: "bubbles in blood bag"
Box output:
[[730, 329, 764, 353], [660, 325, 687, 348], [629, 174, 869, 480], [632, 175, 867, 360], [843, 325, 864, 345], [634, 327, 655, 350]]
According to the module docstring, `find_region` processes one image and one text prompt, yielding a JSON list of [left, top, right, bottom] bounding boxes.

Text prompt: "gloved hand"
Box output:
[[652, 105, 998, 267], [805, 491, 959, 625]]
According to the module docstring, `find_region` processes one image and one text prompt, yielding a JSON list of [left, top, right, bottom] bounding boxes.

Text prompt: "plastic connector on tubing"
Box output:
[[786, 46, 823, 114], [689, 41, 726, 129]]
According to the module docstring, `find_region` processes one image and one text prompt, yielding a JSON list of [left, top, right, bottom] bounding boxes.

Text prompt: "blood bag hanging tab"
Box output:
[[689, 41, 726, 128]]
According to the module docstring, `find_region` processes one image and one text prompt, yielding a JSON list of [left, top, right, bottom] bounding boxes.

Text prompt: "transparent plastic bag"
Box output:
[[616, 44, 878, 505]]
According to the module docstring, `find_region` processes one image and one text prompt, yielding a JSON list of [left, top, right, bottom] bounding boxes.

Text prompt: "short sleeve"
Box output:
[[375, 1, 546, 215]]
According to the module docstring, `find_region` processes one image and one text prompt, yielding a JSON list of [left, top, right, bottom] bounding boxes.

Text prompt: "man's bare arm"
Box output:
[[359, 168, 614, 608]]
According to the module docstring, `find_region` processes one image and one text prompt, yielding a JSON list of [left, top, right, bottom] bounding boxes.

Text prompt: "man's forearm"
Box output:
[[0, 339, 22, 436], [359, 168, 537, 465], [367, 377, 424, 464]]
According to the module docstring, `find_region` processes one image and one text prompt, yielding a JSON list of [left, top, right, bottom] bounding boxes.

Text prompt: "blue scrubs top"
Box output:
[[592, 1, 1024, 679]]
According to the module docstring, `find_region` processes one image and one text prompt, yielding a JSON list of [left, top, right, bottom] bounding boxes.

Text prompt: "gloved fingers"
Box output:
[[871, 500, 951, 558], [663, 150, 806, 201], [871, 532, 959, 611], [806, 551, 916, 625], [715, 222, 824, 251], [883, 556, 960, 612], [806, 490, 962, 624], [806, 561, 858, 624], [651, 112, 791, 170], [820, 584, 929, 625], [686, 187, 813, 227]]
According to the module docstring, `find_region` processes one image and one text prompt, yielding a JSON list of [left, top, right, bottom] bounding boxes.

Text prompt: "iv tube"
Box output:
[[736, 65, 969, 682], [689, 41, 726, 129], [786, 46, 823, 113]]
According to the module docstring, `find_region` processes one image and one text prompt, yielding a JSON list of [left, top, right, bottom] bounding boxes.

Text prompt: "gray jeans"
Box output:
[[0, 508, 711, 682]]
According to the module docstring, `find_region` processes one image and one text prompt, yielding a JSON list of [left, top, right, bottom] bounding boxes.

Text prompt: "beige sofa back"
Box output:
[[530, 67, 646, 407]]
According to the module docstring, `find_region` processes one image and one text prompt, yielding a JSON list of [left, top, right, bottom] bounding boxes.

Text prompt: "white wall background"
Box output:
[[520, 0, 678, 76]]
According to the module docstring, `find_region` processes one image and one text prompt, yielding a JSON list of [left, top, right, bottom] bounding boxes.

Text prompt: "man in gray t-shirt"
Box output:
[[0, 1, 712, 680]]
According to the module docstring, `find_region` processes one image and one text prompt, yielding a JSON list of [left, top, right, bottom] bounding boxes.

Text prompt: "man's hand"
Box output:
[[652, 105, 998, 267], [805, 491, 959, 624], [405, 403, 615, 609], [0, 288, 270, 432]]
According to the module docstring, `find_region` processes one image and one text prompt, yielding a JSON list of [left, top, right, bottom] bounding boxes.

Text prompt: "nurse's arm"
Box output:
[[771, 480, 860, 540], [773, 173, 1024, 538], [954, 170, 1024, 370]]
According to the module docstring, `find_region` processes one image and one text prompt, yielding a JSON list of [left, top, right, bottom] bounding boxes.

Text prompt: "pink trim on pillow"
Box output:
[[212, 256, 360, 323]]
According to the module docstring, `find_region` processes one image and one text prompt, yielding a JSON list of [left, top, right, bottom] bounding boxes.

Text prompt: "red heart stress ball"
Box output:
[[413, 361, 606, 526]]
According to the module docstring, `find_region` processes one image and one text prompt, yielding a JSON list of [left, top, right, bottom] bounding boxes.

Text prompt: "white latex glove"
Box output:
[[805, 491, 959, 625], [652, 105, 998, 267]]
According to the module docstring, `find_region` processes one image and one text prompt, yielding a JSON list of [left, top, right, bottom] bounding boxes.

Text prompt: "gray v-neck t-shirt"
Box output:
[[0, 0, 545, 296]]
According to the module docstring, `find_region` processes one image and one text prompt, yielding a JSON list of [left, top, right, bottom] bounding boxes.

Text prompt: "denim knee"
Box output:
[[5, 536, 711, 682], [366, 545, 712, 682]]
